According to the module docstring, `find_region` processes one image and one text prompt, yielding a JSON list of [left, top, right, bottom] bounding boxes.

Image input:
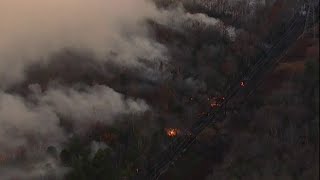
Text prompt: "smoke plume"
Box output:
[[0, 0, 244, 179], [0, 0, 167, 88]]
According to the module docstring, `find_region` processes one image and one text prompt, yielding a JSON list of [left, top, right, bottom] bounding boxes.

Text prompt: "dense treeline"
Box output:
[[52, 0, 319, 179], [204, 57, 319, 180]]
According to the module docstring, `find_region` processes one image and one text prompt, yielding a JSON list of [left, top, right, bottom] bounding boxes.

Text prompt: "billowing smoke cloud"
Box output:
[[157, 6, 219, 29], [0, 84, 148, 153], [36, 84, 149, 131], [0, 92, 64, 153], [0, 0, 244, 179], [155, 6, 237, 40], [0, 0, 241, 89], [0, 84, 149, 179], [0, 0, 167, 88]]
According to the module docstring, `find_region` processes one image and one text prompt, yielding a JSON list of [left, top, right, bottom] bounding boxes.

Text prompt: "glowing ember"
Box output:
[[211, 102, 220, 108], [209, 96, 225, 108], [165, 128, 179, 138]]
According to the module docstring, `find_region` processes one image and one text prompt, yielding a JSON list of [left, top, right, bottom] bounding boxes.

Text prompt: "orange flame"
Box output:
[[211, 102, 220, 108], [165, 128, 180, 138]]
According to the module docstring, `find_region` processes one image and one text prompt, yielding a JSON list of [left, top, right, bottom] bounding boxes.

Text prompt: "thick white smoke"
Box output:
[[0, 84, 148, 153], [0, 84, 149, 179], [37, 84, 149, 131], [0, 0, 242, 178], [0, 92, 64, 153], [0, 0, 166, 88], [155, 6, 237, 40]]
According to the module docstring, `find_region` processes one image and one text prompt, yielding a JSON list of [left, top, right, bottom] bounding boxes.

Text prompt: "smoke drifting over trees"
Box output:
[[1, 0, 317, 179], [0, 0, 166, 88], [0, 0, 270, 178], [0, 0, 161, 178]]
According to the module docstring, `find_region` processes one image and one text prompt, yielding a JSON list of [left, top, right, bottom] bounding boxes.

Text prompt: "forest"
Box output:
[[0, 0, 318, 180]]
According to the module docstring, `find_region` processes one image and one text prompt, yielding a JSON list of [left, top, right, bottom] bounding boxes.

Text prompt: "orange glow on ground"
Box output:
[[165, 128, 180, 138]]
